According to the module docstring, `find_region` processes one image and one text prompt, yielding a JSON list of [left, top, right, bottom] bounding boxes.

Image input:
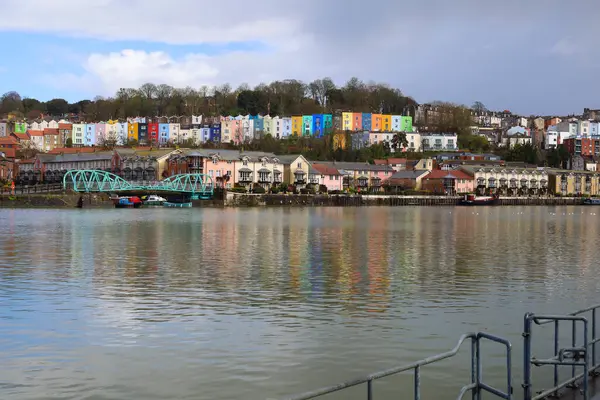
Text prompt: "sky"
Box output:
[[0, 0, 598, 116]]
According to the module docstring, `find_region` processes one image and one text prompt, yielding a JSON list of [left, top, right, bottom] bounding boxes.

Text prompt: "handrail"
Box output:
[[282, 332, 512, 400]]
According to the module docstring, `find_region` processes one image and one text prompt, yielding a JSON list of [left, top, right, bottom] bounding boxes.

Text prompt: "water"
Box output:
[[1, 206, 599, 400]]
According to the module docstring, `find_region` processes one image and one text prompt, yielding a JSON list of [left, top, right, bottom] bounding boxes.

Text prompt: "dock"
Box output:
[[280, 304, 600, 400]]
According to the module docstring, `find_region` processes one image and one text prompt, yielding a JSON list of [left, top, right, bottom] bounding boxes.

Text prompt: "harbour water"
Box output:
[[1, 207, 599, 400]]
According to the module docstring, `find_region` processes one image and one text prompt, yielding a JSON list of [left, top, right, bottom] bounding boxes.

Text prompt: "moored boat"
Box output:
[[142, 194, 166, 206], [583, 198, 600, 205], [113, 196, 143, 208], [459, 194, 499, 206]]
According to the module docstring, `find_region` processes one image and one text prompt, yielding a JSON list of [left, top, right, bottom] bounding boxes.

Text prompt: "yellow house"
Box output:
[[128, 122, 138, 141], [548, 170, 600, 196], [382, 115, 392, 132], [278, 154, 311, 188], [291, 116, 303, 136], [342, 112, 353, 131]]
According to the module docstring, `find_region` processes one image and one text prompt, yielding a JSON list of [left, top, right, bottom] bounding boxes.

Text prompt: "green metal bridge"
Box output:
[[62, 170, 214, 199]]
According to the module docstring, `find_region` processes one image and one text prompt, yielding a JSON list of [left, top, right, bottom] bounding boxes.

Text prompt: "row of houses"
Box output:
[[0, 114, 416, 148]]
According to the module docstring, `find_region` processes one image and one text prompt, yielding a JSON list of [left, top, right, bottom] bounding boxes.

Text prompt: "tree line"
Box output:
[[0, 77, 418, 121]]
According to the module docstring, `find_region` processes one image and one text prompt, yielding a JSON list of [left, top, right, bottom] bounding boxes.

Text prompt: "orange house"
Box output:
[[372, 114, 382, 131], [352, 113, 362, 131], [382, 115, 392, 131]]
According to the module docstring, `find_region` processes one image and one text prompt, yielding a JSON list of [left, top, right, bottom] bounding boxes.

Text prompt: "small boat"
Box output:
[[459, 194, 499, 206], [163, 201, 192, 208], [113, 196, 143, 208], [583, 198, 600, 205], [142, 194, 166, 206]]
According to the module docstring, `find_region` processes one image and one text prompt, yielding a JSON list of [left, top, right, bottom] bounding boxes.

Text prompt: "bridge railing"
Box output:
[[280, 332, 513, 400], [523, 304, 600, 400]]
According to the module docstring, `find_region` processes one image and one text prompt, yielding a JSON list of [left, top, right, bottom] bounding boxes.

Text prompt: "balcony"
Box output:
[[371, 177, 382, 187], [239, 174, 252, 183]]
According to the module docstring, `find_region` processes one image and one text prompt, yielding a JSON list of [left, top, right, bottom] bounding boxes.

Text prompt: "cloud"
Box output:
[[3, 0, 600, 114]]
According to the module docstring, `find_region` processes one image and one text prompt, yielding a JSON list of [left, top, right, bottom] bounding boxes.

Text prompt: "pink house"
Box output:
[[312, 163, 343, 191]]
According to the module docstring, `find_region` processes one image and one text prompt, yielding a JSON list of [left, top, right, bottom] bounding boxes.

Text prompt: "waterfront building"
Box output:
[[421, 169, 475, 195], [281, 117, 292, 138], [202, 150, 283, 190], [352, 113, 362, 131], [401, 116, 413, 132], [158, 123, 170, 145], [0, 121, 8, 137], [420, 133, 458, 151], [112, 148, 178, 180], [137, 123, 148, 144], [372, 114, 382, 131], [342, 112, 353, 131], [547, 170, 600, 196], [14, 122, 27, 134], [72, 123, 85, 146], [391, 115, 402, 132], [460, 166, 550, 196], [209, 124, 221, 142], [315, 161, 393, 191], [362, 113, 372, 131], [302, 115, 313, 136], [323, 114, 333, 135], [169, 123, 180, 144], [384, 169, 430, 190], [127, 122, 138, 142], [373, 158, 407, 171], [312, 114, 324, 137], [242, 118, 255, 142], [43, 128, 61, 152], [95, 122, 106, 144], [148, 123, 159, 145], [311, 163, 344, 191], [382, 115, 392, 132], [277, 154, 311, 188]]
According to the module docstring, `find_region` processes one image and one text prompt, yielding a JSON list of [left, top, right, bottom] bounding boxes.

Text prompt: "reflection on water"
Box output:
[[1, 207, 600, 399]]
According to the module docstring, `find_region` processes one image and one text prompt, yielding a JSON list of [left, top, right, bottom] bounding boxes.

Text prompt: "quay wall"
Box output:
[[0, 193, 113, 208], [225, 193, 583, 207]]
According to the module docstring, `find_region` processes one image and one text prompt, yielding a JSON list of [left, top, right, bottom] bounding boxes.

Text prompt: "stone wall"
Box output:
[[0, 193, 113, 208]]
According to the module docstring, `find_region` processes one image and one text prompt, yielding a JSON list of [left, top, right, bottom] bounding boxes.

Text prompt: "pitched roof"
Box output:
[[43, 128, 60, 136], [312, 163, 342, 176], [387, 170, 430, 180], [424, 170, 473, 180], [48, 147, 97, 154], [0, 137, 19, 145], [373, 158, 407, 165], [58, 123, 72, 130], [27, 130, 44, 137], [12, 133, 29, 141], [37, 152, 114, 164]]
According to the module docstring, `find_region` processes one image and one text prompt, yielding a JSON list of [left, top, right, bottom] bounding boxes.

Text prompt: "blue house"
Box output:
[[362, 113, 372, 131], [210, 123, 221, 142], [200, 125, 211, 143], [158, 123, 170, 145], [253, 116, 264, 132], [312, 114, 324, 137], [138, 123, 148, 144], [84, 123, 96, 146]]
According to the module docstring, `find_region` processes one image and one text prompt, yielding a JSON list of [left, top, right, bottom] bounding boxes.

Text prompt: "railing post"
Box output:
[[367, 379, 372, 400], [414, 365, 420, 400], [584, 319, 589, 400], [593, 308, 597, 370], [523, 313, 532, 400], [554, 320, 559, 392], [572, 320, 577, 382]]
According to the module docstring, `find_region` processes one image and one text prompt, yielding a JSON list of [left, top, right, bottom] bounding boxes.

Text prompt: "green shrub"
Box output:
[[252, 186, 266, 194]]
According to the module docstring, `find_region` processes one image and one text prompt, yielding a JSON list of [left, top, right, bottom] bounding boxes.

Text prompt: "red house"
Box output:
[[148, 123, 159, 145]]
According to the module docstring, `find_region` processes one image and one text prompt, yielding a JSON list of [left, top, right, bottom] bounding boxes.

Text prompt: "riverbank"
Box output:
[[0, 192, 586, 208], [224, 192, 583, 207]]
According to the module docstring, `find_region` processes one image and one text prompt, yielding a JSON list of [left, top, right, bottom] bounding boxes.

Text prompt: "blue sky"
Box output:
[[0, 0, 599, 116]]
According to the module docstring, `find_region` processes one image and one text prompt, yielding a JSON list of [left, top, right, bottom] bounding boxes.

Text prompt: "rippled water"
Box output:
[[1, 206, 600, 400]]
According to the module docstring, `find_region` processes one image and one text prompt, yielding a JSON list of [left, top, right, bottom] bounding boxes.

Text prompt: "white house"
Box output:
[[420, 133, 458, 151]]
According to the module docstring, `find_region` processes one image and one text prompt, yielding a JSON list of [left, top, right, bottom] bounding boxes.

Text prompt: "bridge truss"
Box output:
[[63, 170, 214, 198]]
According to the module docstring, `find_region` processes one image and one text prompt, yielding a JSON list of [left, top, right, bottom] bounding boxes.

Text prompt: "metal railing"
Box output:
[[281, 332, 512, 400], [523, 304, 600, 400]]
